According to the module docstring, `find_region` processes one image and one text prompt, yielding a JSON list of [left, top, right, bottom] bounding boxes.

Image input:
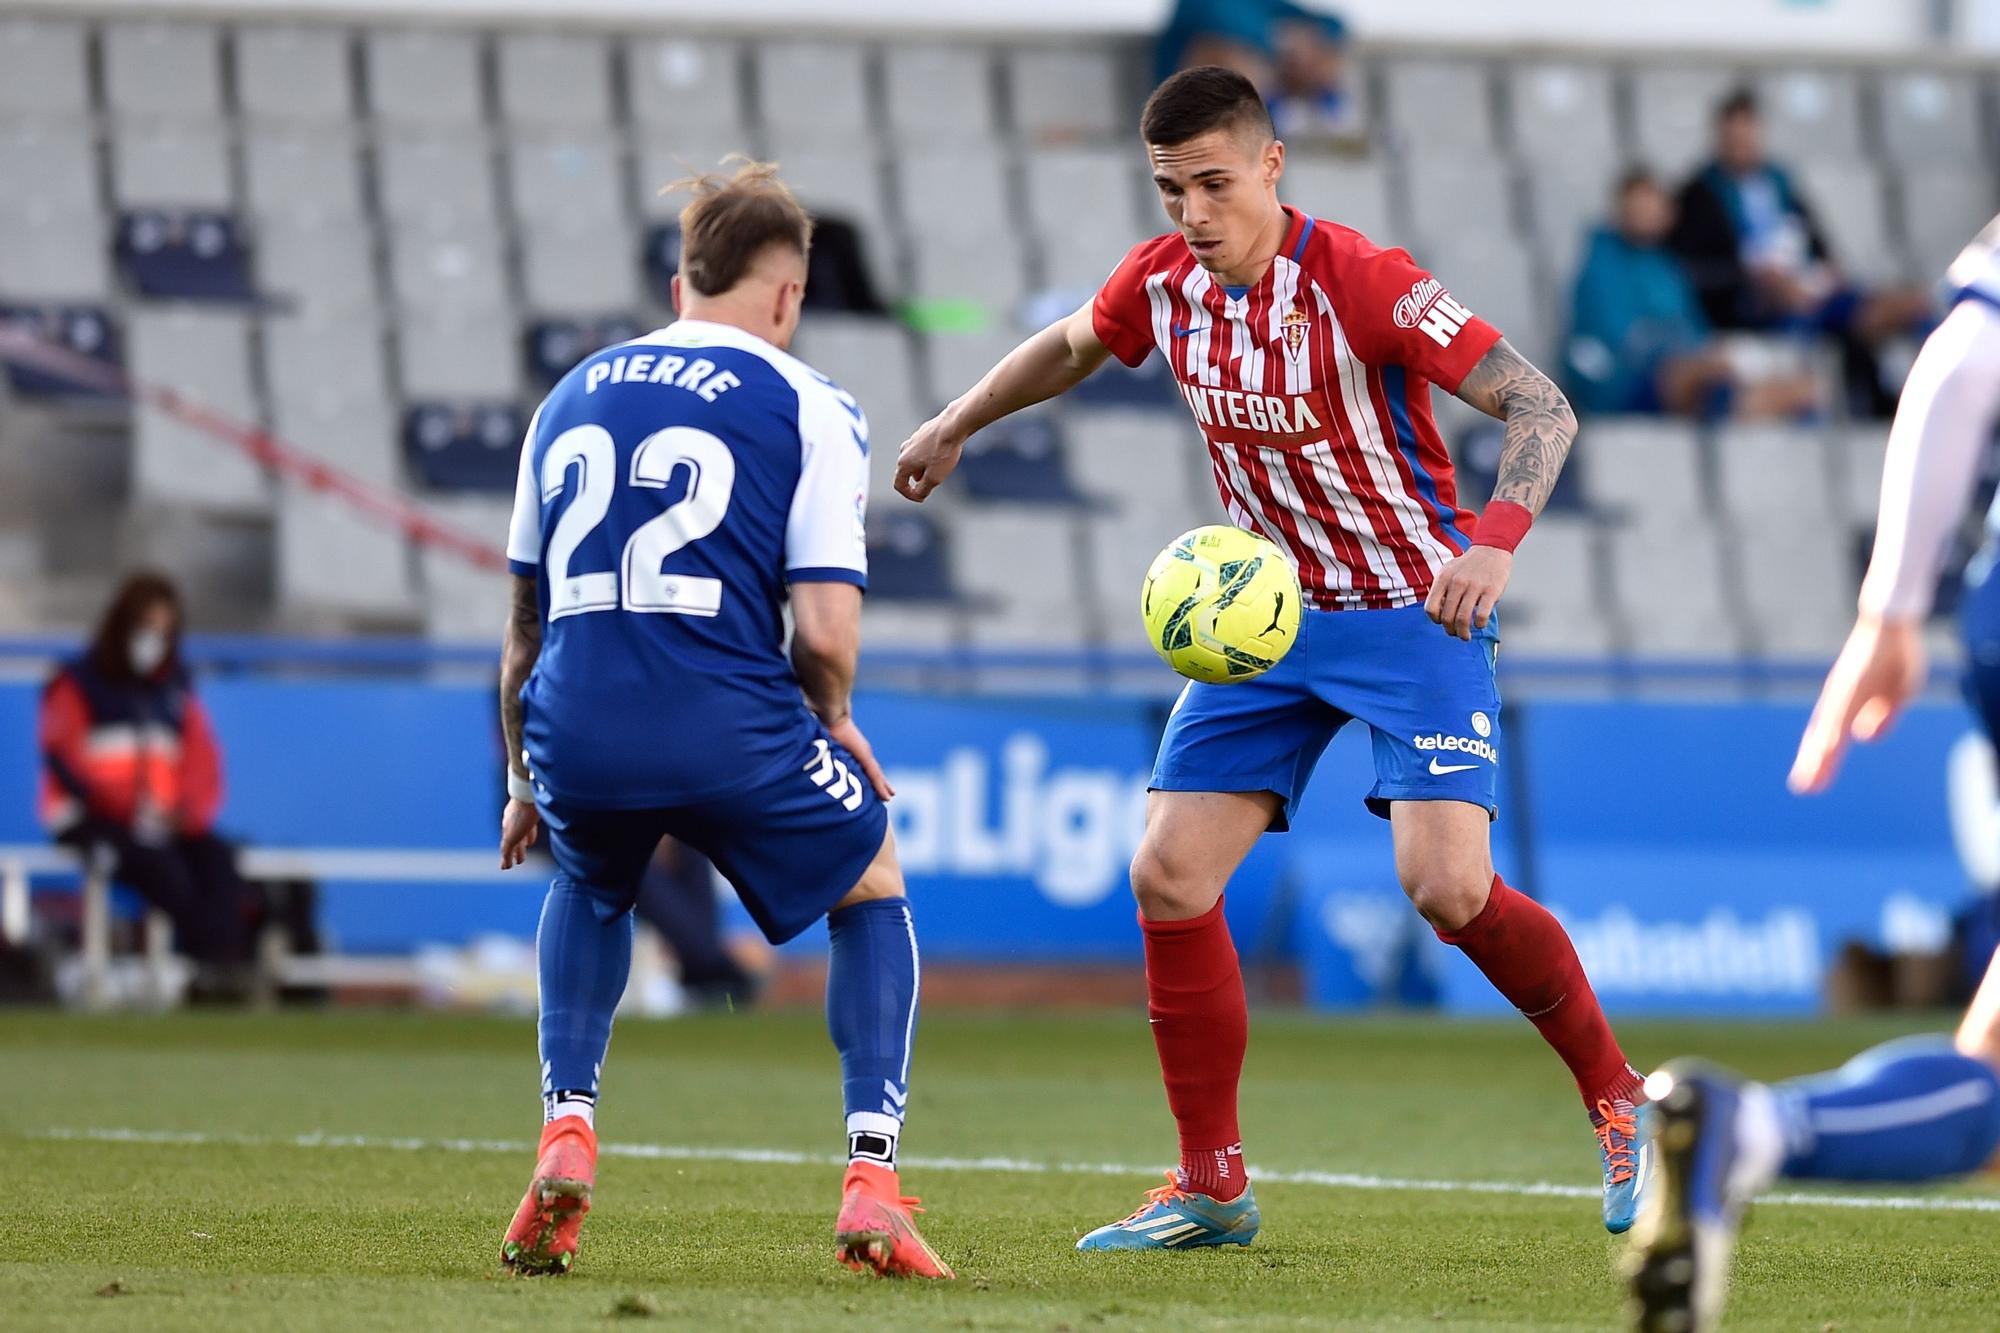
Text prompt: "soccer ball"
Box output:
[[1140, 525, 1301, 684]]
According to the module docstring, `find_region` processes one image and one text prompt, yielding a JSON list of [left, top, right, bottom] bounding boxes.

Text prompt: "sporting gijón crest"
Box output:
[[1280, 303, 1310, 359]]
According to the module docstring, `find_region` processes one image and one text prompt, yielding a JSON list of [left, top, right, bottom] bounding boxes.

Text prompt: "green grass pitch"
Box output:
[[2, 1008, 1997, 1330]]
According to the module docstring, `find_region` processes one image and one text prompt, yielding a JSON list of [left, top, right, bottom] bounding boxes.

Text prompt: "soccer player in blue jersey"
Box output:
[[1628, 216, 2000, 1332], [492, 162, 951, 1281]]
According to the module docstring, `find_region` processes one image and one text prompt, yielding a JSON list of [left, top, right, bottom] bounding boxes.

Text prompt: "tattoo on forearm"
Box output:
[[499, 575, 542, 779], [1453, 338, 1577, 516]]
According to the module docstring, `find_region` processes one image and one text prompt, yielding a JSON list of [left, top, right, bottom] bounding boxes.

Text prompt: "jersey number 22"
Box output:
[[540, 424, 734, 620]]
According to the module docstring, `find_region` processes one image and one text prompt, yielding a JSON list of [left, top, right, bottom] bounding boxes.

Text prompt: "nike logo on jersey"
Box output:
[[1171, 324, 1209, 338], [1428, 758, 1479, 776]]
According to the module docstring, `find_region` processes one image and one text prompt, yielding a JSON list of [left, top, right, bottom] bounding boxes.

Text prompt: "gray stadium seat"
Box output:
[[1895, 168, 1999, 283], [1497, 516, 1613, 656], [758, 145, 892, 261], [277, 482, 416, 620], [235, 26, 353, 123], [1087, 503, 1212, 638], [508, 138, 625, 226], [264, 313, 390, 414], [635, 142, 761, 222], [951, 507, 1090, 647], [1791, 161, 1898, 283], [497, 33, 612, 127], [791, 316, 925, 459], [1007, 46, 1123, 144], [626, 37, 747, 133], [1282, 155, 1395, 242], [860, 601, 960, 649], [243, 127, 365, 222], [102, 21, 222, 118], [758, 41, 870, 144], [1063, 408, 1205, 511], [0, 17, 88, 115], [1382, 59, 1496, 153], [1733, 521, 1855, 657], [386, 220, 510, 312], [1878, 71, 1983, 169], [882, 44, 996, 143], [1401, 151, 1514, 256], [365, 29, 484, 125], [519, 220, 642, 313], [1422, 234, 1548, 368], [398, 311, 520, 399], [897, 147, 1013, 239], [128, 309, 267, 511], [256, 219, 377, 316], [1834, 424, 1888, 527], [1022, 147, 1146, 291], [0, 217, 110, 300], [1506, 62, 1618, 163], [1711, 422, 1837, 524], [417, 498, 514, 639], [1528, 158, 1625, 287], [1629, 65, 1739, 181], [926, 331, 1029, 414], [1606, 523, 1740, 656], [271, 395, 400, 486], [111, 122, 233, 210], [377, 131, 499, 224], [0, 123, 97, 221], [1578, 418, 1706, 518], [1754, 68, 1865, 164]]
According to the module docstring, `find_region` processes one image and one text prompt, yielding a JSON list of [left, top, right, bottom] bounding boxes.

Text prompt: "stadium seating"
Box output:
[[1, 14, 1994, 666]]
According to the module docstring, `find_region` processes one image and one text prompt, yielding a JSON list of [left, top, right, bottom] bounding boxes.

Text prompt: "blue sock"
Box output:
[[537, 874, 635, 1121], [826, 896, 919, 1169], [1775, 1035, 2000, 1182]]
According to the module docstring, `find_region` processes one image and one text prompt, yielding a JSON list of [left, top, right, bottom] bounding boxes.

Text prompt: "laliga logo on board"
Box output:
[[1392, 277, 1474, 349], [885, 735, 1150, 908]]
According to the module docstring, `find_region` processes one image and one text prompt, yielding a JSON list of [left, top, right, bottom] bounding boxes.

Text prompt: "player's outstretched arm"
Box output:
[[895, 302, 1112, 503], [791, 581, 893, 800], [498, 573, 543, 868], [1423, 338, 1578, 640]]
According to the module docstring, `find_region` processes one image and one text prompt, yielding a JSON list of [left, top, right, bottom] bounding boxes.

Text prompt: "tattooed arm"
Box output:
[[1451, 337, 1578, 516], [1423, 339, 1578, 640], [498, 573, 543, 868]]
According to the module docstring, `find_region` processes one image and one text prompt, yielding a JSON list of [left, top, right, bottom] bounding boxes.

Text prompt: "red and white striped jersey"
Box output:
[[1092, 206, 1501, 611]]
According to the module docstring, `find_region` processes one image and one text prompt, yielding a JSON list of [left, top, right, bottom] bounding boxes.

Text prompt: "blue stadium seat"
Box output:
[[865, 511, 964, 602], [115, 209, 255, 303], [404, 403, 529, 491], [525, 315, 646, 389], [953, 415, 1096, 506], [0, 303, 120, 399]]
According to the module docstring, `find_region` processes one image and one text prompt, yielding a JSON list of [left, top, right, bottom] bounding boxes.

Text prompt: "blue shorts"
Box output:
[[1152, 603, 1502, 829], [538, 724, 889, 945]]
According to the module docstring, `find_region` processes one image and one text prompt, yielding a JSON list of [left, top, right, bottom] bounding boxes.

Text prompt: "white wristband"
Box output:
[[507, 770, 536, 803]]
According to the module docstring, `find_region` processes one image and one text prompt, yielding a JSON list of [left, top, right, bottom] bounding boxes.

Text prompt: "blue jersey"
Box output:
[[506, 319, 871, 808]]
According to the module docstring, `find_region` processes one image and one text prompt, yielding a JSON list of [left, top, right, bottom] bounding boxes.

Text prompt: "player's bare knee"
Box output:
[[1128, 844, 1218, 921], [1398, 867, 1487, 932]]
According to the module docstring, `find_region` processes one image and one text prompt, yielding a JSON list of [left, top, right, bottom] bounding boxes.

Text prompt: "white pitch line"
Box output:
[[25, 1127, 2000, 1215]]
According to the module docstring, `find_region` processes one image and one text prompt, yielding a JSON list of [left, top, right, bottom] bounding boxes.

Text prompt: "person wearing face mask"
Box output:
[[37, 572, 254, 983]]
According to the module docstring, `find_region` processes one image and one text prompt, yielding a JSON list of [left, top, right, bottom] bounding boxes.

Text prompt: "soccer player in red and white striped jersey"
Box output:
[[897, 67, 1648, 1248]]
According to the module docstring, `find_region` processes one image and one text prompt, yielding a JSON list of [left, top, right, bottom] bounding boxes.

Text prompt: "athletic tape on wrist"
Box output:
[[1473, 500, 1533, 553]]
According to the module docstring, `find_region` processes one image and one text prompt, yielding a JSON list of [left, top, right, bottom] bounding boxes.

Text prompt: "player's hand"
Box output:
[[825, 713, 895, 801], [1424, 546, 1510, 641], [895, 414, 964, 503], [499, 797, 541, 869], [1789, 615, 1926, 795]]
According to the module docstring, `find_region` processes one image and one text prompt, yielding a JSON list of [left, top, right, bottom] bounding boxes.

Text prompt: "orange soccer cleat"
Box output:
[[833, 1161, 955, 1280], [501, 1115, 597, 1275]]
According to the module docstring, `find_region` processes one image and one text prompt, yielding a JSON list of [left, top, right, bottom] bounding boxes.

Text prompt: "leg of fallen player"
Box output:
[[1393, 799, 1651, 1233], [1076, 789, 1273, 1252], [826, 826, 954, 1279]]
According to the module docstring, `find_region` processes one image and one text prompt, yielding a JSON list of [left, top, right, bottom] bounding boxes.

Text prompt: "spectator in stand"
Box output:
[[1669, 88, 1932, 417], [39, 573, 256, 989], [1566, 169, 1821, 419], [1157, 0, 1364, 143]]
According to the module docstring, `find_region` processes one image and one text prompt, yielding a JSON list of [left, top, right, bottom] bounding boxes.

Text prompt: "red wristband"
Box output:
[[1472, 500, 1533, 553]]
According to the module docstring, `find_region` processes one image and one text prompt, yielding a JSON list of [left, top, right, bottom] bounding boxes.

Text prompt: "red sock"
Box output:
[[1141, 897, 1249, 1201], [1437, 876, 1642, 1111]]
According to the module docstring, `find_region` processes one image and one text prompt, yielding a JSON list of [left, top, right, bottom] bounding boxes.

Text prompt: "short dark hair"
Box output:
[[85, 570, 182, 683], [1717, 87, 1758, 122], [1616, 165, 1658, 196], [664, 157, 813, 297], [1140, 66, 1275, 148]]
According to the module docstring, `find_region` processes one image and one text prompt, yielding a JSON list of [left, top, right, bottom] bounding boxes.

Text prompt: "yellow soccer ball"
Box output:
[[1140, 525, 1302, 684]]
